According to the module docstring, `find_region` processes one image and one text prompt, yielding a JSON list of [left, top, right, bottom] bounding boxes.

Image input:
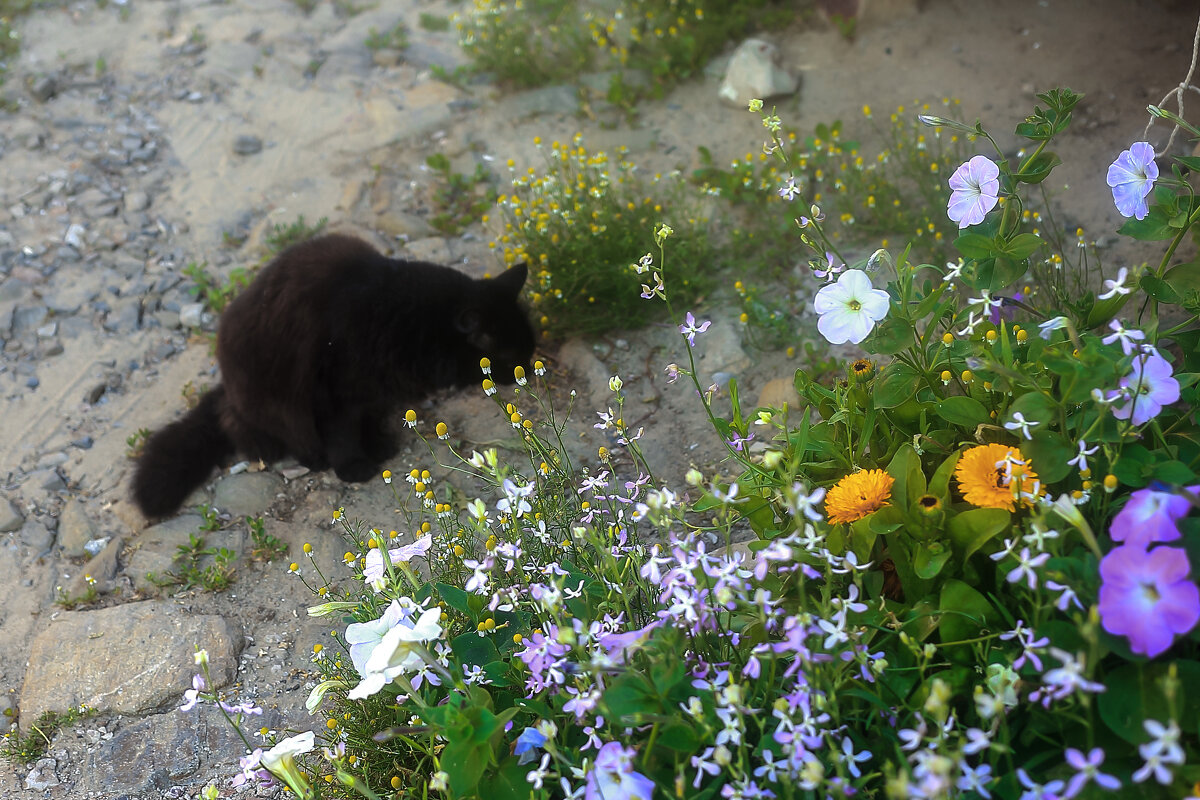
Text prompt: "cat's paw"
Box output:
[[333, 459, 379, 484]]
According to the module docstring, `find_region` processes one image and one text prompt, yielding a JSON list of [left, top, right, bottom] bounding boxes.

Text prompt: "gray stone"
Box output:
[[28, 74, 58, 103], [695, 320, 750, 378], [63, 223, 86, 249], [506, 84, 580, 118], [36, 321, 57, 338], [123, 190, 151, 212], [19, 600, 243, 727], [125, 514, 204, 591], [374, 210, 435, 240], [77, 709, 245, 797], [68, 535, 123, 596], [30, 467, 66, 492], [402, 237, 452, 264], [24, 757, 59, 790], [17, 520, 53, 551], [12, 304, 49, 334], [0, 499, 23, 532], [718, 38, 798, 107], [179, 302, 206, 328], [232, 134, 263, 155], [211, 470, 282, 517], [57, 498, 96, 558]]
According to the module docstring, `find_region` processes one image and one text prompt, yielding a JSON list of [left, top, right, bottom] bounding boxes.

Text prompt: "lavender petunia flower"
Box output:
[[1110, 484, 1200, 547], [947, 155, 1000, 229], [1107, 142, 1158, 220], [1112, 352, 1181, 426], [1098, 544, 1200, 657], [585, 742, 655, 800]]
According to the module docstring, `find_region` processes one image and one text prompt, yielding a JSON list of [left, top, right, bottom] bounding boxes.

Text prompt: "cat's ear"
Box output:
[[485, 262, 528, 301]]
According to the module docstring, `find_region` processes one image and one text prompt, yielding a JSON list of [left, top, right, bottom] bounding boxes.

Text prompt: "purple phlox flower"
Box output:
[[230, 748, 274, 789], [1038, 315, 1070, 339], [727, 431, 754, 451], [788, 483, 826, 521], [563, 686, 601, 720], [721, 779, 776, 800], [179, 673, 206, 712], [1003, 411, 1039, 440], [1113, 351, 1180, 426], [1102, 318, 1145, 355], [585, 742, 654, 800], [1044, 579, 1084, 612], [1006, 547, 1050, 589], [1107, 142, 1158, 220], [1016, 768, 1065, 800], [1063, 747, 1121, 798], [1099, 543, 1200, 657], [517, 627, 571, 693], [947, 155, 1000, 228], [1032, 648, 1105, 708], [219, 699, 263, 716], [962, 727, 993, 756], [526, 754, 553, 790], [1110, 483, 1200, 547], [999, 620, 1049, 672], [1098, 266, 1134, 300], [463, 555, 494, 594], [813, 251, 845, 281], [779, 175, 801, 201], [838, 736, 872, 778], [957, 761, 994, 798], [598, 620, 661, 665], [691, 745, 727, 788], [679, 312, 712, 346]]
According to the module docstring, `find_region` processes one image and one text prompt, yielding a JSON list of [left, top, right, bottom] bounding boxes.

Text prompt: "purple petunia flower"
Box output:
[[1107, 142, 1158, 220], [947, 155, 1000, 229], [1098, 544, 1200, 657], [1110, 484, 1200, 547], [1112, 352, 1181, 426]]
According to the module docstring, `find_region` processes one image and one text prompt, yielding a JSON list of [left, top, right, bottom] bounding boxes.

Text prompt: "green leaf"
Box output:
[[1023, 433, 1075, 483], [656, 722, 702, 752], [451, 631, 501, 668], [491, 757, 537, 800], [1118, 205, 1175, 241], [929, 450, 963, 499], [935, 396, 989, 427], [886, 444, 926, 508], [948, 508, 1011, 563], [1011, 151, 1061, 184], [954, 233, 995, 260], [436, 582, 472, 616], [874, 362, 922, 409], [1098, 661, 1200, 744], [871, 317, 916, 355], [938, 578, 999, 643], [913, 542, 952, 579], [1002, 232, 1045, 260]]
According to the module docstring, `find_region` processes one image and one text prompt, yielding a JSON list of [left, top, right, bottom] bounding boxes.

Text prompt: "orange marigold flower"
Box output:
[[954, 443, 1040, 511], [825, 469, 895, 525]]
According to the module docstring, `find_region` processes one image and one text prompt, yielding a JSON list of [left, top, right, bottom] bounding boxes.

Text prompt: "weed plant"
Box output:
[[489, 134, 714, 338], [425, 154, 496, 236]]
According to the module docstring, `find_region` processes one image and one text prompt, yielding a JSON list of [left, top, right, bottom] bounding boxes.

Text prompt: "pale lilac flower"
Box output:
[[838, 737, 871, 778], [526, 753, 552, 789], [1003, 411, 1039, 440], [1006, 547, 1050, 589], [788, 484, 826, 522], [947, 155, 1000, 228], [362, 536, 433, 591], [957, 762, 994, 798], [1099, 544, 1200, 657], [585, 742, 654, 800], [1033, 648, 1105, 706], [1110, 484, 1200, 547], [727, 431, 754, 451], [1044, 579, 1084, 611], [1097, 266, 1133, 300], [1102, 318, 1145, 355], [496, 478, 535, 518], [1017, 768, 1064, 800], [779, 175, 801, 201], [1113, 352, 1180, 426], [943, 259, 965, 286], [1140, 718, 1184, 764], [999, 620, 1049, 671], [813, 269, 890, 345], [679, 312, 712, 346], [813, 251, 845, 281], [1107, 142, 1158, 220], [1038, 315, 1070, 339], [1066, 440, 1098, 473], [1063, 747, 1120, 798], [179, 674, 206, 712]]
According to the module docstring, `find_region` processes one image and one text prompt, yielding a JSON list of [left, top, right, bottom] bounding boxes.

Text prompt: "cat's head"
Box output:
[[454, 263, 536, 385]]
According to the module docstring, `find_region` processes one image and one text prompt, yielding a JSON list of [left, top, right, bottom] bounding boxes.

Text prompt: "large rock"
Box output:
[[19, 600, 242, 729], [57, 498, 97, 558], [0, 498, 23, 532], [718, 39, 798, 107]]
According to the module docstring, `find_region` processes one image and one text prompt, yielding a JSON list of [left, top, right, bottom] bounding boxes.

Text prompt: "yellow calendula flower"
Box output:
[[825, 469, 895, 525], [954, 443, 1040, 511]]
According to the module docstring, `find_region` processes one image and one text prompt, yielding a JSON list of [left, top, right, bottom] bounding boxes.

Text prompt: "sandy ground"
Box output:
[[0, 0, 1196, 796]]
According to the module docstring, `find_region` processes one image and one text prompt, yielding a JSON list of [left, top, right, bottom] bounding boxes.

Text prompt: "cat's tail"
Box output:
[[132, 384, 235, 519]]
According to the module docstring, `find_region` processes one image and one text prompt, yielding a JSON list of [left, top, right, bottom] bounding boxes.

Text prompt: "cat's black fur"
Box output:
[[132, 233, 534, 519]]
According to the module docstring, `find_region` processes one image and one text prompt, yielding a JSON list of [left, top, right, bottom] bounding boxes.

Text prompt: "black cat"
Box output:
[[132, 233, 534, 518]]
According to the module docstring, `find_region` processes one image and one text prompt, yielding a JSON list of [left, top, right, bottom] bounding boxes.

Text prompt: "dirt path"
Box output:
[[0, 0, 1193, 796]]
